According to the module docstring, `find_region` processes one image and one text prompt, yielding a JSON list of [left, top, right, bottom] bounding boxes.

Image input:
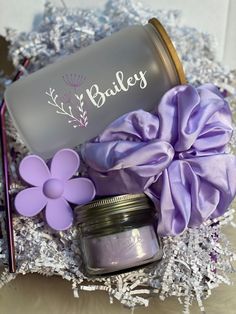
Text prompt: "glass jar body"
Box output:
[[79, 223, 162, 275]]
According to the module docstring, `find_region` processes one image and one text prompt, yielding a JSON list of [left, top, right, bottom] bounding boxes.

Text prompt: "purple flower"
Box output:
[[15, 149, 96, 231]]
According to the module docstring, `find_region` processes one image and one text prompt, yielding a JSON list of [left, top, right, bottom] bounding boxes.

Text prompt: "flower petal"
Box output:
[[45, 198, 73, 230], [50, 149, 80, 181], [19, 155, 51, 186], [15, 187, 47, 217], [63, 178, 96, 204]]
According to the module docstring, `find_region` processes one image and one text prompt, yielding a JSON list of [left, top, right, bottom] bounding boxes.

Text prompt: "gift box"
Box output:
[[0, 1, 236, 313]]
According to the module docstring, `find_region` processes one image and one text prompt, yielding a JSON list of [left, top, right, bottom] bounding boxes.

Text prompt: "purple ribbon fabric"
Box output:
[[156, 84, 233, 158], [81, 84, 236, 236], [81, 110, 174, 194]]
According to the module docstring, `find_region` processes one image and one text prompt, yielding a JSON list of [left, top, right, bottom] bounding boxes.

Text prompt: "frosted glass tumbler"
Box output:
[[5, 18, 186, 159]]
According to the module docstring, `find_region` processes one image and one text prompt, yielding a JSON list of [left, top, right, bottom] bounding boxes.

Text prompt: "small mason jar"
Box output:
[[5, 18, 186, 159], [75, 194, 162, 275]]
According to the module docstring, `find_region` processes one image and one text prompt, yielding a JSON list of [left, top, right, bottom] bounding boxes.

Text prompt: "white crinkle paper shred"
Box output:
[[0, 1, 236, 313]]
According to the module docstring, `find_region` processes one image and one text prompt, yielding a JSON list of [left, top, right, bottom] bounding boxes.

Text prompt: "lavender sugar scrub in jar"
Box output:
[[75, 194, 162, 275], [5, 18, 186, 159]]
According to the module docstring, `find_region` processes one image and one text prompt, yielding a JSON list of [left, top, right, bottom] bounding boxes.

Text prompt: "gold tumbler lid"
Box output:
[[148, 17, 187, 84]]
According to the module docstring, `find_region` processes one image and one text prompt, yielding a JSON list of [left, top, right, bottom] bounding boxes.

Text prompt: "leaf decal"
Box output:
[[45, 88, 88, 128]]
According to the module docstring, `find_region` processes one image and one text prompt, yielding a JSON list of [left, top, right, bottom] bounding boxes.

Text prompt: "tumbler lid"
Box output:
[[148, 18, 186, 84]]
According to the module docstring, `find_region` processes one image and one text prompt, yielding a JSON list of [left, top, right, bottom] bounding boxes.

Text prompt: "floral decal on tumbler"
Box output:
[[45, 73, 88, 128], [62, 73, 86, 90]]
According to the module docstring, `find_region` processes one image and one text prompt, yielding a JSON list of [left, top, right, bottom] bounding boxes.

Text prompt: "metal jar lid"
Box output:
[[148, 17, 186, 84], [75, 193, 155, 225]]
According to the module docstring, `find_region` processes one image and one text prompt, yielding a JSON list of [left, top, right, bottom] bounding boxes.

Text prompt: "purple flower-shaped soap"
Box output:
[[15, 148, 96, 230]]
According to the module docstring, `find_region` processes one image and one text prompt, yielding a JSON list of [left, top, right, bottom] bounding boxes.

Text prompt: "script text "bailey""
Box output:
[[84, 70, 147, 108]]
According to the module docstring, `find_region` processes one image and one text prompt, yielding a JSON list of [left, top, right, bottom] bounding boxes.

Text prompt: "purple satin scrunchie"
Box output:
[[81, 110, 174, 194], [156, 83, 233, 158], [81, 84, 236, 236]]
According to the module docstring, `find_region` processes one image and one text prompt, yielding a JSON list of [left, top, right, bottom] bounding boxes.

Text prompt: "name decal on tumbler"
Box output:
[[45, 70, 148, 129], [86, 70, 147, 108]]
